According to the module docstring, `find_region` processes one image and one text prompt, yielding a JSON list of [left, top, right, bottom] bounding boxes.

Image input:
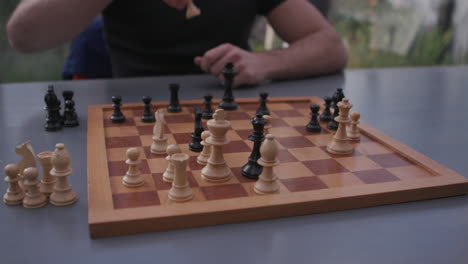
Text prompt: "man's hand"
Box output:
[[194, 43, 269, 87], [163, 0, 189, 9]]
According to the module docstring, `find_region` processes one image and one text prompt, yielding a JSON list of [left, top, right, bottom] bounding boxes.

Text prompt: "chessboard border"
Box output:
[[87, 97, 468, 238]]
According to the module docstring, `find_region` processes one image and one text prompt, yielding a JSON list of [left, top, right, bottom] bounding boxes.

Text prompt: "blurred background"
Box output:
[[1, 0, 467, 83]]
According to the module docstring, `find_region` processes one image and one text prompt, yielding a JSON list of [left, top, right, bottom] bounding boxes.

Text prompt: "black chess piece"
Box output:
[[167, 83, 182, 113], [44, 85, 63, 131], [189, 107, 204, 152], [241, 112, 267, 180], [333, 88, 345, 102], [62, 91, 79, 127], [111, 95, 126, 123], [327, 95, 340, 130], [306, 104, 321, 133], [257, 92, 270, 115], [219, 62, 238, 111], [202, 94, 214, 120], [320, 96, 333, 122], [141, 96, 156, 123]]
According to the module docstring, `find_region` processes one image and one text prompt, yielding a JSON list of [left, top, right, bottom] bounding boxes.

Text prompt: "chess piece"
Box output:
[[242, 112, 267, 180], [111, 95, 126, 123], [263, 115, 272, 134], [327, 98, 354, 155], [202, 94, 214, 120], [122, 148, 145, 187], [37, 151, 56, 196], [63, 90, 79, 127], [44, 85, 63, 131], [327, 95, 340, 131], [167, 83, 182, 113], [16, 141, 36, 188], [151, 109, 168, 155], [197, 131, 212, 165], [320, 96, 333, 122], [168, 153, 193, 202], [50, 143, 78, 206], [186, 0, 201, 19], [219, 62, 238, 111], [189, 107, 204, 152], [22, 167, 47, 209], [254, 134, 280, 195], [201, 109, 233, 182], [333, 88, 345, 102], [3, 164, 24, 205], [306, 104, 321, 133], [163, 144, 182, 183], [257, 92, 270, 115], [141, 96, 156, 123], [347, 112, 361, 141]]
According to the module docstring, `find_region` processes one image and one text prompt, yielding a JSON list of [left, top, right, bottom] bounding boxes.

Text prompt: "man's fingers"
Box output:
[[200, 44, 234, 73], [163, 0, 188, 10], [194, 56, 202, 66], [209, 50, 242, 75]]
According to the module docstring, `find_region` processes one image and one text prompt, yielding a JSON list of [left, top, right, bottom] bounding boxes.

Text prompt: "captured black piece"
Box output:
[[62, 90, 79, 127], [167, 83, 182, 113], [44, 85, 63, 131]]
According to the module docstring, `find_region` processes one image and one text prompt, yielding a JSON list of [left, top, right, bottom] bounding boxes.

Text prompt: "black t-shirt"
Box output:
[[102, 0, 285, 77]]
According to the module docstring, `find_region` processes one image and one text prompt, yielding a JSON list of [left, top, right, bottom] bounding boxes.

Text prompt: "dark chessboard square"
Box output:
[[287, 101, 311, 109], [270, 118, 289, 127], [113, 191, 160, 209], [276, 137, 315, 148], [367, 153, 414, 168], [136, 125, 171, 135], [273, 109, 302, 118], [201, 184, 248, 200], [225, 111, 251, 120], [173, 133, 193, 144], [105, 136, 142, 149], [281, 176, 328, 192], [165, 114, 194, 124], [277, 149, 299, 163], [224, 140, 251, 153], [240, 103, 260, 111], [302, 159, 349, 175], [189, 155, 205, 171], [236, 129, 252, 139], [108, 160, 151, 177], [152, 173, 172, 190], [143, 146, 166, 159], [353, 169, 400, 184], [231, 167, 256, 183], [103, 118, 136, 128], [294, 126, 330, 136]]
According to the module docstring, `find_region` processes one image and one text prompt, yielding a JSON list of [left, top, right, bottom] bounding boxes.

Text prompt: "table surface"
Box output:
[[1, 66, 467, 264]]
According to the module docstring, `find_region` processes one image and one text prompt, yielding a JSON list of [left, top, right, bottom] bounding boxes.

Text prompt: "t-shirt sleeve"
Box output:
[[257, 0, 286, 16]]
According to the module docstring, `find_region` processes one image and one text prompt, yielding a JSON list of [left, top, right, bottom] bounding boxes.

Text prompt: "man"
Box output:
[[7, 0, 347, 87]]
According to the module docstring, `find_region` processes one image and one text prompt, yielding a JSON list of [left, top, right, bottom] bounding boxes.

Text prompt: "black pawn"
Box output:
[[44, 85, 63, 131], [219, 62, 238, 111], [202, 94, 214, 120], [257, 92, 270, 115], [306, 104, 321, 133], [189, 107, 204, 152], [167, 83, 182, 113], [333, 88, 345, 102], [320, 96, 333, 122], [141, 96, 155, 123], [63, 90, 79, 127], [327, 95, 340, 130], [111, 95, 126, 123], [241, 112, 267, 180]]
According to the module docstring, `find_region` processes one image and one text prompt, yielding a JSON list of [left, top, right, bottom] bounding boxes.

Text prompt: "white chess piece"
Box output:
[[263, 115, 272, 134], [254, 134, 280, 194], [151, 109, 168, 155], [15, 141, 36, 188], [22, 167, 47, 208], [168, 153, 193, 202], [163, 144, 182, 183], [197, 131, 212, 165], [327, 98, 354, 155], [37, 151, 56, 196], [347, 112, 361, 142], [50, 143, 78, 206], [3, 164, 24, 205], [122, 148, 145, 187]]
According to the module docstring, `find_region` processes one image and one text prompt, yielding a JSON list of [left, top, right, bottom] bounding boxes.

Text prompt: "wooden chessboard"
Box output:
[[87, 97, 468, 238]]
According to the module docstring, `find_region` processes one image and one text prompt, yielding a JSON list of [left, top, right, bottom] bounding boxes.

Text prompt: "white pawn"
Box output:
[[197, 131, 212, 165], [22, 167, 47, 208], [122, 148, 145, 187], [50, 143, 78, 206], [3, 164, 24, 205], [163, 144, 182, 183], [168, 153, 193, 202], [347, 112, 361, 142], [151, 109, 168, 155], [254, 134, 280, 195]]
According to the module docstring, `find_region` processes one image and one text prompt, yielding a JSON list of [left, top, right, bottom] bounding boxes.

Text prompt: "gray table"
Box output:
[[1, 66, 467, 264]]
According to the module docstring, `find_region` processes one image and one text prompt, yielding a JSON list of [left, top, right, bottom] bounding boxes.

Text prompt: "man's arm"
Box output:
[[194, 0, 347, 86]]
